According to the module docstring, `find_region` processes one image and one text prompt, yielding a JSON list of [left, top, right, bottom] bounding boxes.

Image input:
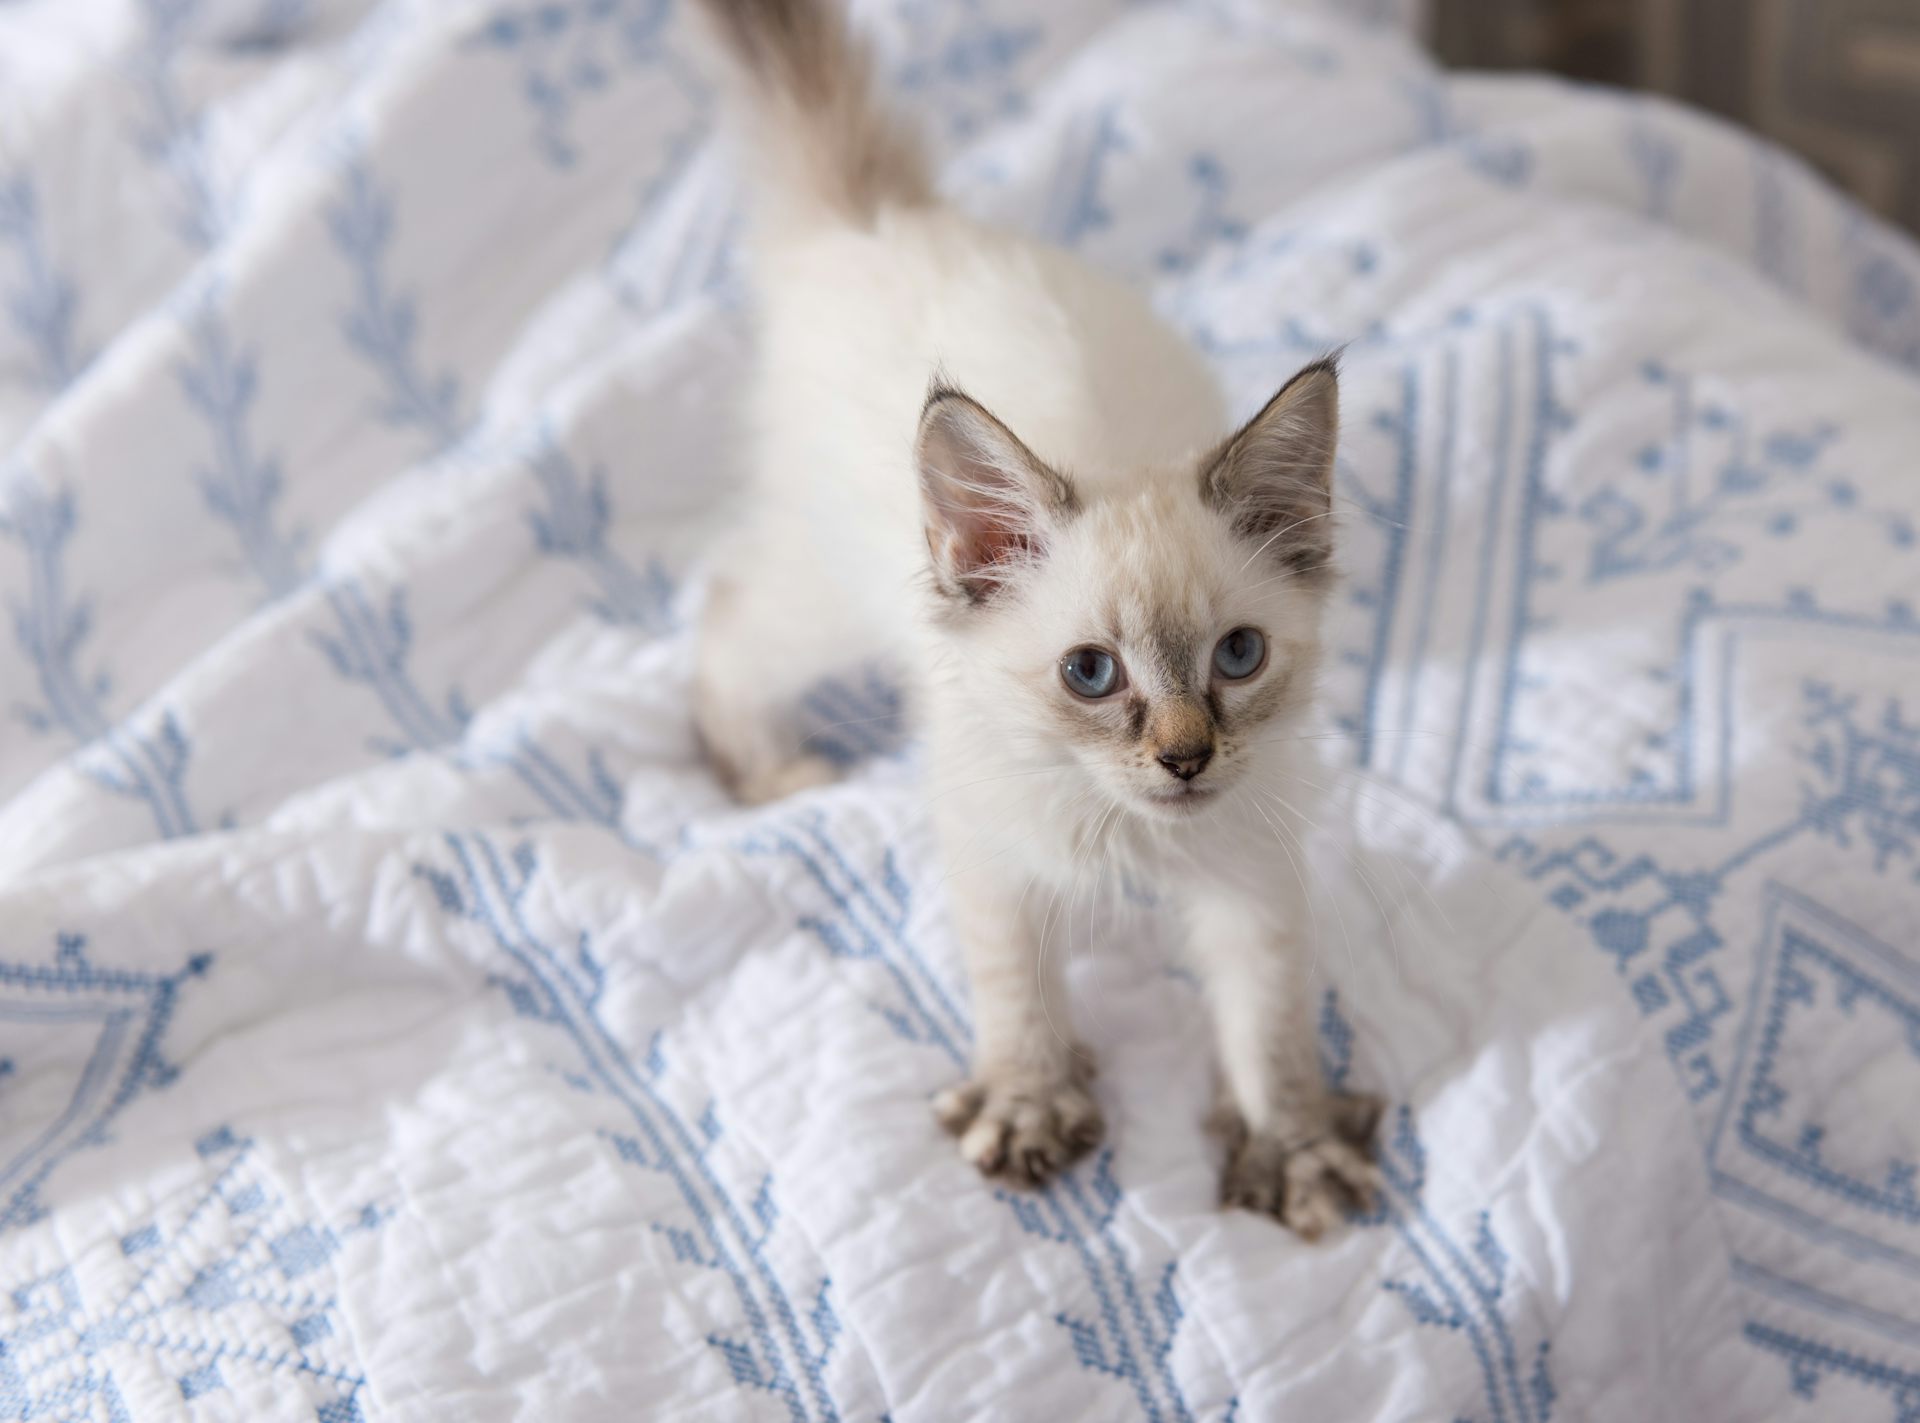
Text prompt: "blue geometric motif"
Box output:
[[1, 934, 209, 1236], [1510, 680, 1920, 1102], [0, 1126, 383, 1421]]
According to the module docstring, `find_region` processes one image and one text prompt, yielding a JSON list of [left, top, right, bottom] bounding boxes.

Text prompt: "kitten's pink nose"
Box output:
[[1157, 745, 1212, 781]]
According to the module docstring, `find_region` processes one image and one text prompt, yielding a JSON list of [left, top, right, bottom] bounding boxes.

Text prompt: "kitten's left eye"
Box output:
[[1213, 627, 1266, 680], [1061, 646, 1122, 699]]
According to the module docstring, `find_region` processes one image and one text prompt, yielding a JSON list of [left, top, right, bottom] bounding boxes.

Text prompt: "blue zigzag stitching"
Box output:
[[0, 173, 85, 390], [324, 152, 467, 451], [0, 1124, 385, 1421], [0, 476, 201, 839], [127, 0, 230, 249], [466, 0, 700, 169], [414, 832, 841, 1423], [1745, 1322, 1920, 1421], [522, 425, 675, 632], [741, 811, 1221, 1423], [1319, 994, 1556, 1423], [177, 291, 307, 598], [0, 934, 210, 1234], [1504, 677, 1920, 1100], [890, 0, 1041, 142]]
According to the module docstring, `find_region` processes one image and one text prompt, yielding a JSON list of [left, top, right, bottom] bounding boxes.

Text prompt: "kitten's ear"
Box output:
[[917, 384, 1078, 603], [1200, 357, 1339, 581]]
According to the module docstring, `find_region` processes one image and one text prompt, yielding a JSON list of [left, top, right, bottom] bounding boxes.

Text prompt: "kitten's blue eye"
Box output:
[[1213, 627, 1266, 680], [1062, 646, 1122, 698]]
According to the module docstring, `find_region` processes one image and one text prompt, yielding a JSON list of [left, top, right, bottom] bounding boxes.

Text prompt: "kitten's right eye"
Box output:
[[1061, 646, 1123, 699]]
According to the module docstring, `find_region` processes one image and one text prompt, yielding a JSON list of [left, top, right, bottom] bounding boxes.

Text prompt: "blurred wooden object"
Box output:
[[1430, 0, 1920, 232]]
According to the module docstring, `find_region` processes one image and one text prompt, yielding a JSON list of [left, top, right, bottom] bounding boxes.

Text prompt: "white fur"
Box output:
[[692, 0, 1378, 1230]]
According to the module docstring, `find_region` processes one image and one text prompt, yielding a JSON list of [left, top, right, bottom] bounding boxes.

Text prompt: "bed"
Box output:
[[5, 0, 1920, 1417]]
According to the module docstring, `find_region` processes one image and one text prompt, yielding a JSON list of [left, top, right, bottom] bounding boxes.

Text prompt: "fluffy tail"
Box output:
[[691, 0, 932, 229]]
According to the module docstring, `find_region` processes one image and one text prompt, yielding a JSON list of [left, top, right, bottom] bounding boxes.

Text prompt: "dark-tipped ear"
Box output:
[[1199, 357, 1340, 581], [917, 384, 1078, 603]]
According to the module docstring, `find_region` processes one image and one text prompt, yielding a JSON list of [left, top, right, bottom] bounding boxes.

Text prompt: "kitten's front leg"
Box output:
[[1186, 889, 1382, 1240], [932, 864, 1104, 1188]]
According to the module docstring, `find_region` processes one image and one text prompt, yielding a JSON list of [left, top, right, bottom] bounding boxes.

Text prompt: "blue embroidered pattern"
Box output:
[[177, 295, 306, 598], [1, 934, 209, 1234], [467, 0, 699, 168], [741, 810, 1226, 1422], [414, 833, 843, 1422], [0, 174, 85, 390], [324, 154, 467, 450], [128, 0, 231, 249], [0, 1124, 382, 1420], [523, 426, 676, 632], [1, 479, 201, 839]]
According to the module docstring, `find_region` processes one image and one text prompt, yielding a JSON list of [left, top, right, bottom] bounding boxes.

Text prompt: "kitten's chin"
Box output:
[[1131, 784, 1222, 822]]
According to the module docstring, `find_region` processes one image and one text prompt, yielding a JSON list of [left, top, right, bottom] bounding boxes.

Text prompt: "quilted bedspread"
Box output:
[[5, 1, 1920, 1418]]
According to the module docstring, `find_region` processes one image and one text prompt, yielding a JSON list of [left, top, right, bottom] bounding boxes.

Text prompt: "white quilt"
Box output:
[[6, 1, 1920, 1418]]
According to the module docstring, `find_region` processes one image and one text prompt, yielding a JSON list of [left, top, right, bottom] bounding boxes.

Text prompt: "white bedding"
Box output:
[[5, 1, 1920, 1418]]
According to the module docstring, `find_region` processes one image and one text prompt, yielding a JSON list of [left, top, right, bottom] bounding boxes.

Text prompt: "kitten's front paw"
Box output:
[[1217, 1092, 1385, 1241], [933, 1068, 1104, 1188]]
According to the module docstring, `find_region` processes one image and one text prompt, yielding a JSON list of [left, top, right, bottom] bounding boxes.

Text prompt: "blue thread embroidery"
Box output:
[[1578, 362, 1902, 585], [743, 812, 1246, 1422], [1511, 680, 1920, 1100], [0, 478, 202, 838], [324, 154, 467, 449], [0, 1125, 382, 1420], [1042, 103, 1129, 248], [0, 174, 85, 389], [1319, 992, 1555, 1423], [1156, 155, 1247, 276], [1406, 79, 1533, 188], [467, 0, 698, 168], [1, 935, 209, 1233], [1624, 105, 1681, 223], [523, 426, 675, 632], [1744, 1321, 1920, 1419], [177, 295, 307, 597], [415, 833, 842, 1422], [890, 0, 1040, 141], [127, 0, 231, 248]]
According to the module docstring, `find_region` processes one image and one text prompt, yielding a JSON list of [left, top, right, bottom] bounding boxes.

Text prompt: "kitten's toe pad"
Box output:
[[933, 1071, 1104, 1188], [1218, 1092, 1385, 1241]]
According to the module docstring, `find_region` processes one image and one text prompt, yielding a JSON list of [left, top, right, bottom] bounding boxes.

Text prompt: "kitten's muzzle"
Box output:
[[1156, 744, 1213, 781]]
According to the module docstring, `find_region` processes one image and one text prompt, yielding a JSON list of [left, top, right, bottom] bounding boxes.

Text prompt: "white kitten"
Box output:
[[690, 0, 1380, 1237]]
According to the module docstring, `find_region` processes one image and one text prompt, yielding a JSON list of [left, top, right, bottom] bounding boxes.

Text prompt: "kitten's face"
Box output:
[[1006, 489, 1325, 822], [918, 361, 1338, 824]]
